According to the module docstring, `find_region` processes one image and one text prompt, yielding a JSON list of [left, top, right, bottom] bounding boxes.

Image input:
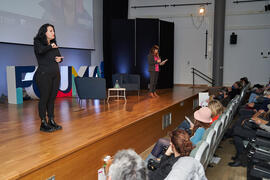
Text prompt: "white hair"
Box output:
[[108, 149, 148, 180]]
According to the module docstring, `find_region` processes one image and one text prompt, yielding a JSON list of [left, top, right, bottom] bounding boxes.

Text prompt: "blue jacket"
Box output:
[[190, 127, 205, 146]]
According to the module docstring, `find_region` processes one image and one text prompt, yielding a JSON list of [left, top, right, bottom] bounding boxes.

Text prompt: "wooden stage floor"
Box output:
[[0, 86, 207, 180]]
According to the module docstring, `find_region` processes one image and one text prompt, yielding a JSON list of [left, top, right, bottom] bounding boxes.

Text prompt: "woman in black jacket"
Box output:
[[34, 23, 63, 132]]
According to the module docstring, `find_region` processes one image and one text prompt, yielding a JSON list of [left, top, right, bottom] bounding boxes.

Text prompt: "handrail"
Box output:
[[191, 67, 214, 86]]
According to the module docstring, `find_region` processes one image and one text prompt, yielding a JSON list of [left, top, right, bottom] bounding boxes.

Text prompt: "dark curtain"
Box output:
[[135, 19, 159, 89], [111, 19, 135, 74], [103, 0, 128, 88], [158, 20, 174, 89]]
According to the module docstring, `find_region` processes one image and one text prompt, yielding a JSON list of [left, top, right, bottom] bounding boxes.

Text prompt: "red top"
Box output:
[[154, 56, 159, 72], [210, 115, 219, 125]]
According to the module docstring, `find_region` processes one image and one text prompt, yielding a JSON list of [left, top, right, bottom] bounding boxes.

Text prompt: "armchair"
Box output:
[[112, 74, 140, 95], [74, 77, 106, 106]]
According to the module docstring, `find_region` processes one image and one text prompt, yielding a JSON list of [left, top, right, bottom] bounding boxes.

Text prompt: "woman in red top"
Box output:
[[148, 45, 161, 98]]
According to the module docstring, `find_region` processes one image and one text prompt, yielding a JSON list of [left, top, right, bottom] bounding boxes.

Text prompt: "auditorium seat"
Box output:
[[210, 120, 223, 152], [112, 74, 140, 95], [220, 114, 228, 133], [202, 128, 217, 166], [224, 110, 232, 129], [231, 95, 240, 114], [190, 141, 210, 169]]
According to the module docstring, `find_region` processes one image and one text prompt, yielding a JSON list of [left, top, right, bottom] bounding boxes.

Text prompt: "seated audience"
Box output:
[[255, 89, 270, 111], [225, 89, 270, 139], [108, 149, 148, 180], [148, 129, 194, 180], [165, 156, 207, 180], [228, 109, 270, 167], [146, 107, 212, 161], [236, 89, 270, 126]]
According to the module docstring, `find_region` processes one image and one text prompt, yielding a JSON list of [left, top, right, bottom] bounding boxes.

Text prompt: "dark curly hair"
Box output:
[[34, 23, 57, 45], [169, 129, 194, 156]]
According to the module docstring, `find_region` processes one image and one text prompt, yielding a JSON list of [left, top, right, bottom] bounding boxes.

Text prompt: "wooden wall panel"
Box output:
[[20, 95, 198, 180]]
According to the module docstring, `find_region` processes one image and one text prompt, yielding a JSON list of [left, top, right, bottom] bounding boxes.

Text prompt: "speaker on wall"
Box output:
[[230, 32, 237, 44]]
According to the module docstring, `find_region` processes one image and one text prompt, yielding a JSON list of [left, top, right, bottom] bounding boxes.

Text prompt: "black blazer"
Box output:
[[148, 54, 159, 72]]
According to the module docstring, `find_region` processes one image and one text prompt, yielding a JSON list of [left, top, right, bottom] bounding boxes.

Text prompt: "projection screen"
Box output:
[[0, 0, 94, 49]]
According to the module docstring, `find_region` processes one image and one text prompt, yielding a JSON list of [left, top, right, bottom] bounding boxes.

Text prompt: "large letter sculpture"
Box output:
[[6, 66, 100, 104]]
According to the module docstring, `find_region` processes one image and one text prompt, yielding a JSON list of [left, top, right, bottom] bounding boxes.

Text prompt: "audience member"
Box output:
[[214, 87, 230, 107], [148, 129, 194, 180], [228, 81, 242, 99], [234, 89, 270, 126], [165, 156, 207, 180], [240, 77, 249, 87], [108, 149, 148, 180], [248, 85, 264, 103]]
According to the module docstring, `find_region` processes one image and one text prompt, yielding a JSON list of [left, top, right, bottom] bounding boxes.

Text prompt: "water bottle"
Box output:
[[114, 80, 120, 88], [103, 155, 111, 175]]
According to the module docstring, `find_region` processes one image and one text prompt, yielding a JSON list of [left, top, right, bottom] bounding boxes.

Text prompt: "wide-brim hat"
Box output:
[[194, 107, 212, 123]]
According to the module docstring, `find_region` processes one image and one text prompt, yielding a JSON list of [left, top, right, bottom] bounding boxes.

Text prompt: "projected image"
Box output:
[[0, 0, 94, 49], [39, 0, 92, 28]]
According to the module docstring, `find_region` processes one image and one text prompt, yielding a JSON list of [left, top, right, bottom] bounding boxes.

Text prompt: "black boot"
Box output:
[[48, 117, 62, 130], [40, 118, 55, 132], [228, 154, 247, 167], [231, 153, 239, 160], [228, 159, 242, 167]]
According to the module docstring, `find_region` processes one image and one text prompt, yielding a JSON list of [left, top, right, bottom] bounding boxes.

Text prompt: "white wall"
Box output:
[[129, 0, 270, 86], [91, 0, 103, 66], [129, 0, 215, 85], [224, 0, 270, 86]]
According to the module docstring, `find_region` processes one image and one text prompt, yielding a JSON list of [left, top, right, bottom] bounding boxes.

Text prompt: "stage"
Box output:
[[0, 86, 207, 180]]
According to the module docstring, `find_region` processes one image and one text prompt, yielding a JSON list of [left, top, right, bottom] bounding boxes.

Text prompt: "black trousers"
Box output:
[[226, 107, 255, 137], [149, 71, 159, 93], [35, 70, 60, 119], [233, 126, 256, 156]]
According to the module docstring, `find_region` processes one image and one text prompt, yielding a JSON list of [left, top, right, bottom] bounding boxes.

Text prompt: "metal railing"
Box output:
[[191, 67, 214, 86]]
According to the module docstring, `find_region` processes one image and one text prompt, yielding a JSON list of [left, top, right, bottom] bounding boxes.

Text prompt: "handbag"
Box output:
[[147, 159, 160, 171], [242, 119, 259, 130]]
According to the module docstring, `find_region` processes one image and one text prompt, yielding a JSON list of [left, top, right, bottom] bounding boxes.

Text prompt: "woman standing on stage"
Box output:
[[148, 45, 162, 98], [34, 23, 63, 132]]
